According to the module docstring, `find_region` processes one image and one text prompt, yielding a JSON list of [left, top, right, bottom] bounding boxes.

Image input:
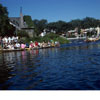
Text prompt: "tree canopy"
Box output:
[[32, 17, 100, 36], [24, 15, 34, 28], [0, 3, 15, 36], [33, 19, 48, 36], [1, 3, 100, 37]]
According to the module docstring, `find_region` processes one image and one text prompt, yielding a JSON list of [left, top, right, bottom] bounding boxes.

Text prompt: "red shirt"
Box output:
[[35, 41, 38, 46]]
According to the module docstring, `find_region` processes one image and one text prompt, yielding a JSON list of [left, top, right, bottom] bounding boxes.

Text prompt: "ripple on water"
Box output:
[[1, 41, 100, 90]]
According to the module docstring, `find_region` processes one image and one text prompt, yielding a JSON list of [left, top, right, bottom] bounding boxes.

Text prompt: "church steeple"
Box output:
[[20, 7, 24, 28], [20, 7, 22, 14]]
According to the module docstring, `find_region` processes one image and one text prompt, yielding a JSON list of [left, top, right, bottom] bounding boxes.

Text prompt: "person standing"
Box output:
[[8, 37, 11, 44]]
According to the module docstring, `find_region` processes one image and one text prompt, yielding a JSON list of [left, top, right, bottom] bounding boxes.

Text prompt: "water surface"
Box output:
[[0, 40, 100, 90]]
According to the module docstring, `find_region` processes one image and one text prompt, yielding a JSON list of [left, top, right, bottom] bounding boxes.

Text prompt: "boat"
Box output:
[[0, 49, 25, 52], [85, 37, 100, 42], [0, 45, 60, 52], [26, 45, 58, 50]]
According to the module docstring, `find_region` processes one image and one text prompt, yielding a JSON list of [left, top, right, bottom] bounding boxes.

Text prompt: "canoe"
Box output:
[[26, 46, 56, 50], [85, 37, 99, 42], [0, 49, 24, 52], [0, 46, 59, 52]]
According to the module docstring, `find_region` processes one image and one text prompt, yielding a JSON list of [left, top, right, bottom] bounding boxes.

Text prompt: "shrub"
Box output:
[[17, 30, 29, 38], [18, 32, 69, 44], [55, 37, 69, 44]]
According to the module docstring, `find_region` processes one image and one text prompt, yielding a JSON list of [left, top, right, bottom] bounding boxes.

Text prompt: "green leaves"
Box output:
[[19, 33, 69, 44], [24, 15, 34, 28], [0, 4, 14, 36], [33, 19, 48, 36]]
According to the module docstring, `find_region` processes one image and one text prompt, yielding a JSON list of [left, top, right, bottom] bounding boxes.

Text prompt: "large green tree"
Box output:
[[0, 4, 13, 36], [24, 15, 34, 28], [69, 19, 82, 29], [33, 19, 48, 36], [81, 17, 100, 28], [69, 17, 100, 29], [47, 21, 71, 34]]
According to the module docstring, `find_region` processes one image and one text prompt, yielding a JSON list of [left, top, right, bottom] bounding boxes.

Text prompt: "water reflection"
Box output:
[[0, 40, 100, 90], [0, 53, 14, 89], [0, 50, 40, 90]]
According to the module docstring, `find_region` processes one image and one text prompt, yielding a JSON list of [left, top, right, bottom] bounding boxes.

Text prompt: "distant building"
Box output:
[[9, 7, 34, 37], [96, 26, 100, 36], [40, 29, 46, 37]]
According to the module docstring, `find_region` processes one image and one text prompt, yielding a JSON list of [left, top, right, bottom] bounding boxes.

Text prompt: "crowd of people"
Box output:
[[0, 36, 60, 50], [0, 36, 19, 49]]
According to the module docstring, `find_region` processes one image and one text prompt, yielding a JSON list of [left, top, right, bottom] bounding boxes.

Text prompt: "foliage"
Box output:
[[21, 33, 69, 44], [17, 30, 29, 38], [24, 15, 34, 28], [47, 21, 68, 34], [55, 37, 69, 44], [69, 19, 82, 29], [26, 17, 100, 37], [69, 17, 100, 29], [44, 33, 59, 39], [81, 17, 100, 28], [0, 4, 14, 36], [33, 19, 48, 36]]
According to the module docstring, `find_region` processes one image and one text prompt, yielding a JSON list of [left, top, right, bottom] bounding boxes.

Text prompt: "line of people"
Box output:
[[20, 40, 60, 49]]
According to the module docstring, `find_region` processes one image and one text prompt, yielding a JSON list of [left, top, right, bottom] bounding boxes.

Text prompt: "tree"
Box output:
[[33, 19, 48, 36], [69, 19, 82, 29], [47, 21, 68, 34], [46, 22, 57, 30], [24, 15, 34, 28], [0, 4, 14, 36], [32, 17, 100, 37], [82, 17, 99, 28], [39, 19, 48, 31], [17, 30, 29, 38], [55, 21, 67, 34], [0, 4, 11, 36]]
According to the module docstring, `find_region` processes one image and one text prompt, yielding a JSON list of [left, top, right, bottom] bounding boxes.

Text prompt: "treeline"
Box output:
[[1, 3, 100, 36], [24, 15, 100, 35]]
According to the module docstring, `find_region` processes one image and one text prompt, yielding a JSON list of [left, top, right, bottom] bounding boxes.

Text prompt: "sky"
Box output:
[[0, 0, 100, 22]]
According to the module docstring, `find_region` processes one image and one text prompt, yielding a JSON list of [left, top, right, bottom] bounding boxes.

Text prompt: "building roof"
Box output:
[[9, 17, 20, 27], [9, 17, 28, 29]]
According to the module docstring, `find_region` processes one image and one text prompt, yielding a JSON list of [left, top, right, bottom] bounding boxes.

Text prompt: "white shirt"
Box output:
[[16, 43, 20, 48], [8, 37, 11, 43], [5, 37, 8, 43]]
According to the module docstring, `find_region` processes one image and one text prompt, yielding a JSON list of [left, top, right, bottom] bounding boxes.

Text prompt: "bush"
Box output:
[[55, 37, 69, 44], [17, 30, 29, 38], [44, 33, 59, 39], [40, 33, 60, 42], [18, 32, 69, 44]]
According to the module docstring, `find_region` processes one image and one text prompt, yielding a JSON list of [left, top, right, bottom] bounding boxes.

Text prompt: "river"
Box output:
[[0, 40, 100, 90]]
